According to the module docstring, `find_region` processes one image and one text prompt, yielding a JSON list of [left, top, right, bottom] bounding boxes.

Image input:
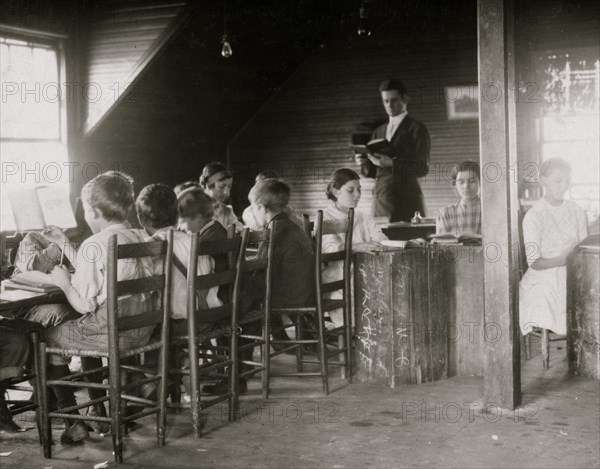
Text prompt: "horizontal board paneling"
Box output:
[[229, 19, 479, 219]]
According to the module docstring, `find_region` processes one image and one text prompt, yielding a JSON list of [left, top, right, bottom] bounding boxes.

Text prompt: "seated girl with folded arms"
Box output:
[[24, 171, 155, 444], [519, 158, 588, 337]]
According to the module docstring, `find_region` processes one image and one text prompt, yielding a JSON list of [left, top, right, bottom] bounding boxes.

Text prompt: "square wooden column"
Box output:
[[477, 0, 521, 408]]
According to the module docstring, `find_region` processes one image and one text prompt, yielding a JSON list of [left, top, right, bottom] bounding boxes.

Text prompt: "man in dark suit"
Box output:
[[356, 79, 431, 222]]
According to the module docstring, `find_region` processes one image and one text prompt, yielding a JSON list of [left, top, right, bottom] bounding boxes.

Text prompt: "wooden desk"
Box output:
[[353, 245, 484, 387], [381, 222, 436, 241], [567, 248, 600, 380], [0, 290, 66, 317]]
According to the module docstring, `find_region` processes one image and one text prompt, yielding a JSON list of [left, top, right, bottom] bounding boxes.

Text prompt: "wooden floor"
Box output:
[[2, 339, 599, 468]]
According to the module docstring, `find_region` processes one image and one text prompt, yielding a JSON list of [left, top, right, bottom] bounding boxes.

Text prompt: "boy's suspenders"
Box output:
[[171, 253, 210, 311], [172, 255, 188, 279]]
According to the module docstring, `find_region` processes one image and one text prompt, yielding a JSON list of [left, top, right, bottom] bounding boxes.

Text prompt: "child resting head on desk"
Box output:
[[436, 160, 481, 236], [22, 170, 155, 444]]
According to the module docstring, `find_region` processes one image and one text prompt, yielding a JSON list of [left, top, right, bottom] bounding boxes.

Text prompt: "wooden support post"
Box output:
[[478, 0, 522, 408]]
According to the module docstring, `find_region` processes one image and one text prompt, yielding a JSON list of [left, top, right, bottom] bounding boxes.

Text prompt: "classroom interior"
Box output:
[[0, 1, 599, 468]]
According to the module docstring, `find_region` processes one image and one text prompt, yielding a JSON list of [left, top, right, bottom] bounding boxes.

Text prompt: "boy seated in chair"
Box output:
[[203, 179, 314, 395], [25, 171, 155, 444]]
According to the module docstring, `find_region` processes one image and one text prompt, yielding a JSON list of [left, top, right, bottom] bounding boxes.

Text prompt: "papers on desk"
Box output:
[[0, 289, 45, 302]]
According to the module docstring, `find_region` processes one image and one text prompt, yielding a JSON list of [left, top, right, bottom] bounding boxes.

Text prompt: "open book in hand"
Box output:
[[2, 271, 62, 293], [429, 233, 482, 245], [7, 186, 77, 232], [350, 138, 395, 158]]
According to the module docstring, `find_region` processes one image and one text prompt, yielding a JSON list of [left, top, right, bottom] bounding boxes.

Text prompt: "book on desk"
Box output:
[[2, 271, 61, 294], [428, 233, 482, 245]]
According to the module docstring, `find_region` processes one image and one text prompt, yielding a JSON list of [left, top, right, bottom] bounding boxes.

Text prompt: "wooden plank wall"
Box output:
[[228, 11, 480, 218], [83, 0, 186, 133]]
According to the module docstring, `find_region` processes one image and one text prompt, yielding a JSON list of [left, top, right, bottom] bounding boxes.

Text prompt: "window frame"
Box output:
[[0, 25, 68, 145]]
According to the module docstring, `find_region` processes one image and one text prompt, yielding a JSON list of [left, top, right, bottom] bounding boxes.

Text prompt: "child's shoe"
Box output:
[[60, 418, 89, 445]]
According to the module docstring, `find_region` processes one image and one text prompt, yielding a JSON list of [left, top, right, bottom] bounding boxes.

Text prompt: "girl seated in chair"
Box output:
[[519, 158, 588, 338], [322, 168, 389, 327]]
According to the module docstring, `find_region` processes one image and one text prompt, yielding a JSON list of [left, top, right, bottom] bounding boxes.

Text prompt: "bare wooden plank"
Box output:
[[478, 0, 521, 409], [118, 310, 162, 331], [116, 275, 165, 296], [195, 269, 236, 289], [117, 240, 166, 258]]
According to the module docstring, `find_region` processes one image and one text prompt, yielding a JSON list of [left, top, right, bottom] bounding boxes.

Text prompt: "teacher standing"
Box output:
[[355, 79, 431, 222]]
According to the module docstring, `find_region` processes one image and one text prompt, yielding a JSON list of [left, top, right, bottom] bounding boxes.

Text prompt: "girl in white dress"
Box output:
[[322, 168, 388, 326], [519, 158, 588, 336]]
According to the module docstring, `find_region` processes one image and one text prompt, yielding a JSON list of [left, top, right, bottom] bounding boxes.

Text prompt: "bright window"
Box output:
[[0, 31, 69, 232]]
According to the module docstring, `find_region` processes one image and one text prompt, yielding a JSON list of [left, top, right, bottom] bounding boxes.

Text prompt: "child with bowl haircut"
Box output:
[[26, 171, 155, 444]]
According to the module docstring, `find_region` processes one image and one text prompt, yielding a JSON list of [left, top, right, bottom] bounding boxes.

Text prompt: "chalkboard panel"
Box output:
[[355, 252, 393, 385], [354, 247, 450, 386]]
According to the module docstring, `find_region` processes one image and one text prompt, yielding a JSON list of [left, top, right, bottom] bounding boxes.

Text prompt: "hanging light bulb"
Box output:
[[357, 3, 371, 37], [221, 0, 232, 58], [221, 34, 232, 58]]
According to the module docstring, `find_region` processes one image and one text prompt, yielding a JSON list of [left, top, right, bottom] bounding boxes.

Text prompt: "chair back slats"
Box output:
[[194, 303, 233, 324], [116, 274, 166, 296], [321, 251, 347, 263], [313, 208, 354, 298], [117, 240, 167, 259], [242, 258, 267, 273], [321, 279, 345, 294], [187, 228, 249, 329], [118, 310, 163, 331], [107, 229, 173, 352], [194, 269, 237, 290], [197, 237, 241, 256], [247, 229, 269, 244]]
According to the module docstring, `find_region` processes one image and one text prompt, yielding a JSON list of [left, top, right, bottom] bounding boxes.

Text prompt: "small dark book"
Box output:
[[350, 138, 395, 158]]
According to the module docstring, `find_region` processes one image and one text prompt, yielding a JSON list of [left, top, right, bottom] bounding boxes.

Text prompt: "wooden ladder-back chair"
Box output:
[[169, 228, 249, 437], [238, 226, 273, 399], [37, 231, 174, 463], [266, 208, 354, 396]]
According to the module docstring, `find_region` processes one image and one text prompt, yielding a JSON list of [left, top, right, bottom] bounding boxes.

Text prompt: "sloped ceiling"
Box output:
[[83, 0, 187, 134]]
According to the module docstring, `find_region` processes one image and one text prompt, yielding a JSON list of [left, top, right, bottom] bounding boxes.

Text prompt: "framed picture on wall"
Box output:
[[445, 85, 479, 120]]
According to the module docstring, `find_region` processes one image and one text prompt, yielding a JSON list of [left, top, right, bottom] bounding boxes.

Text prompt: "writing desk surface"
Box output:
[[0, 289, 66, 316]]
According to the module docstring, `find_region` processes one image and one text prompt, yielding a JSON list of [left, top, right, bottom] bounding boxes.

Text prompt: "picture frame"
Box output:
[[445, 85, 479, 120]]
